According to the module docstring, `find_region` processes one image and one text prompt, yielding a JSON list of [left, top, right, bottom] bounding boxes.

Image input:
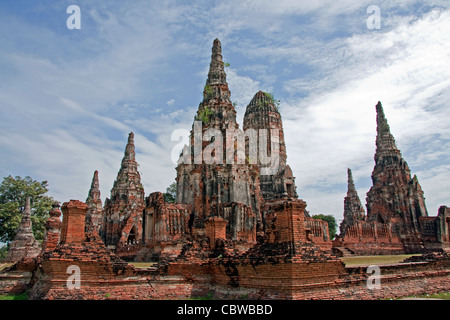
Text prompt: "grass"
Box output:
[[405, 292, 450, 300], [340, 254, 421, 267], [0, 293, 28, 300], [189, 293, 215, 300], [128, 262, 158, 268]]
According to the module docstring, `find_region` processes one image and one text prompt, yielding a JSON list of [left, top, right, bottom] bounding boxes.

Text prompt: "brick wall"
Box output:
[[60, 200, 88, 244]]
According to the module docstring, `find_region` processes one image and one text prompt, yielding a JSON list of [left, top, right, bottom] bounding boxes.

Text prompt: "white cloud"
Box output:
[[1, 1, 449, 224], [280, 8, 450, 217]]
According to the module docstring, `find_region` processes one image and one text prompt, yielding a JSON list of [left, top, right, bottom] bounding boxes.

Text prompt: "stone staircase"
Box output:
[[333, 247, 355, 257]]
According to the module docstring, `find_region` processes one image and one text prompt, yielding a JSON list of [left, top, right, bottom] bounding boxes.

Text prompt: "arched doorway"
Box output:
[[127, 227, 136, 244]]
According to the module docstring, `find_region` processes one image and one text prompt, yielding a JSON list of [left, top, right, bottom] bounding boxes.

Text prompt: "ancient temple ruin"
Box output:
[[336, 102, 450, 255], [138, 38, 330, 260], [1, 39, 450, 300]]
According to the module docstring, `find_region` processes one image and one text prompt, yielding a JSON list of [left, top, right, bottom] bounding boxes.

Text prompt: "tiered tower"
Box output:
[[85, 170, 103, 234], [100, 132, 145, 248], [175, 39, 263, 240], [243, 91, 297, 200], [5, 197, 41, 262], [340, 168, 366, 235], [365, 101, 428, 251]]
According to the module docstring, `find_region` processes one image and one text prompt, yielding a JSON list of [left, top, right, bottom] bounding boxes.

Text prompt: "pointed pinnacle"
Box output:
[[376, 101, 391, 136], [205, 38, 227, 87], [23, 197, 31, 218], [374, 101, 399, 158], [91, 170, 99, 190], [124, 132, 136, 161], [128, 132, 134, 144], [212, 38, 222, 60], [347, 168, 356, 193], [87, 170, 101, 203]]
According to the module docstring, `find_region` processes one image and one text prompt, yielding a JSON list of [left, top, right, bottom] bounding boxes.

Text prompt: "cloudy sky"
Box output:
[[1, 1, 450, 226]]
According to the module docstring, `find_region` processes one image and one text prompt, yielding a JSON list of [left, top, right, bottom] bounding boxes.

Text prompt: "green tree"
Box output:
[[0, 245, 8, 261], [0, 176, 54, 244], [312, 214, 337, 240], [163, 182, 177, 203]]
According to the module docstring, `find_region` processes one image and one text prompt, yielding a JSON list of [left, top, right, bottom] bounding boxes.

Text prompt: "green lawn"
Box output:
[[128, 262, 158, 268], [404, 292, 450, 300], [0, 293, 28, 300], [340, 254, 421, 267]]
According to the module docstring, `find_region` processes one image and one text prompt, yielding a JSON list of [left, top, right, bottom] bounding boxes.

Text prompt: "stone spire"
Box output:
[[100, 132, 145, 248], [375, 101, 401, 163], [123, 132, 136, 163], [111, 132, 143, 200], [203, 38, 231, 103], [340, 168, 365, 235], [366, 101, 428, 251], [85, 170, 103, 234], [347, 168, 356, 191], [194, 39, 237, 133], [175, 39, 262, 241], [5, 197, 41, 262], [87, 170, 101, 203]]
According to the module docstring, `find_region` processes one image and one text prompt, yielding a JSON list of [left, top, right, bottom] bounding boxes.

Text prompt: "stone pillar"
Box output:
[[42, 202, 62, 252], [60, 200, 88, 244], [205, 216, 227, 249], [275, 199, 307, 244]]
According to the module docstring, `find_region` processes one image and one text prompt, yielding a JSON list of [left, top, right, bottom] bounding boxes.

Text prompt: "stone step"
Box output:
[[334, 247, 355, 257]]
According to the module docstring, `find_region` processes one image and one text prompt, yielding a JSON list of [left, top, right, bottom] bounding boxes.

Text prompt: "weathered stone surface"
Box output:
[[5, 197, 41, 262], [142, 39, 334, 262], [85, 170, 102, 235], [336, 101, 450, 255], [41, 202, 62, 253], [100, 132, 145, 250], [174, 39, 263, 240], [28, 200, 135, 300], [340, 168, 366, 236], [2, 40, 450, 301], [366, 101, 428, 252], [243, 90, 297, 200]]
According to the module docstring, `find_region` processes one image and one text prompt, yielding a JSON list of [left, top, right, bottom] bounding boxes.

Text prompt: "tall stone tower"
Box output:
[[85, 170, 103, 234], [100, 132, 145, 249], [175, 39, 263, 239], [243, 90, 297, 200], [5, 197, 41, 262], [365, 101, 428, 251], [340, 168, 365, 235]]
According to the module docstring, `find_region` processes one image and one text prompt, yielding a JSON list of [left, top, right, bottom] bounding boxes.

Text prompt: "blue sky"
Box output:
[[1, 1, 450, 226]]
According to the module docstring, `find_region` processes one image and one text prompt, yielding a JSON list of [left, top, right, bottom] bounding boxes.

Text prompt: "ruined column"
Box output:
[[41, 202, 62, 252], [205, 216, 228, 249], [60, 200, 88, 244], [275, 199, 307, 244]]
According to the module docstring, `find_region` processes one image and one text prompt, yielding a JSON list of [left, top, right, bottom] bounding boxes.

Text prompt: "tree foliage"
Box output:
[[0, 176, 54, 244], [312, 214, 337, 240], [163, 182, 177, 203]]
